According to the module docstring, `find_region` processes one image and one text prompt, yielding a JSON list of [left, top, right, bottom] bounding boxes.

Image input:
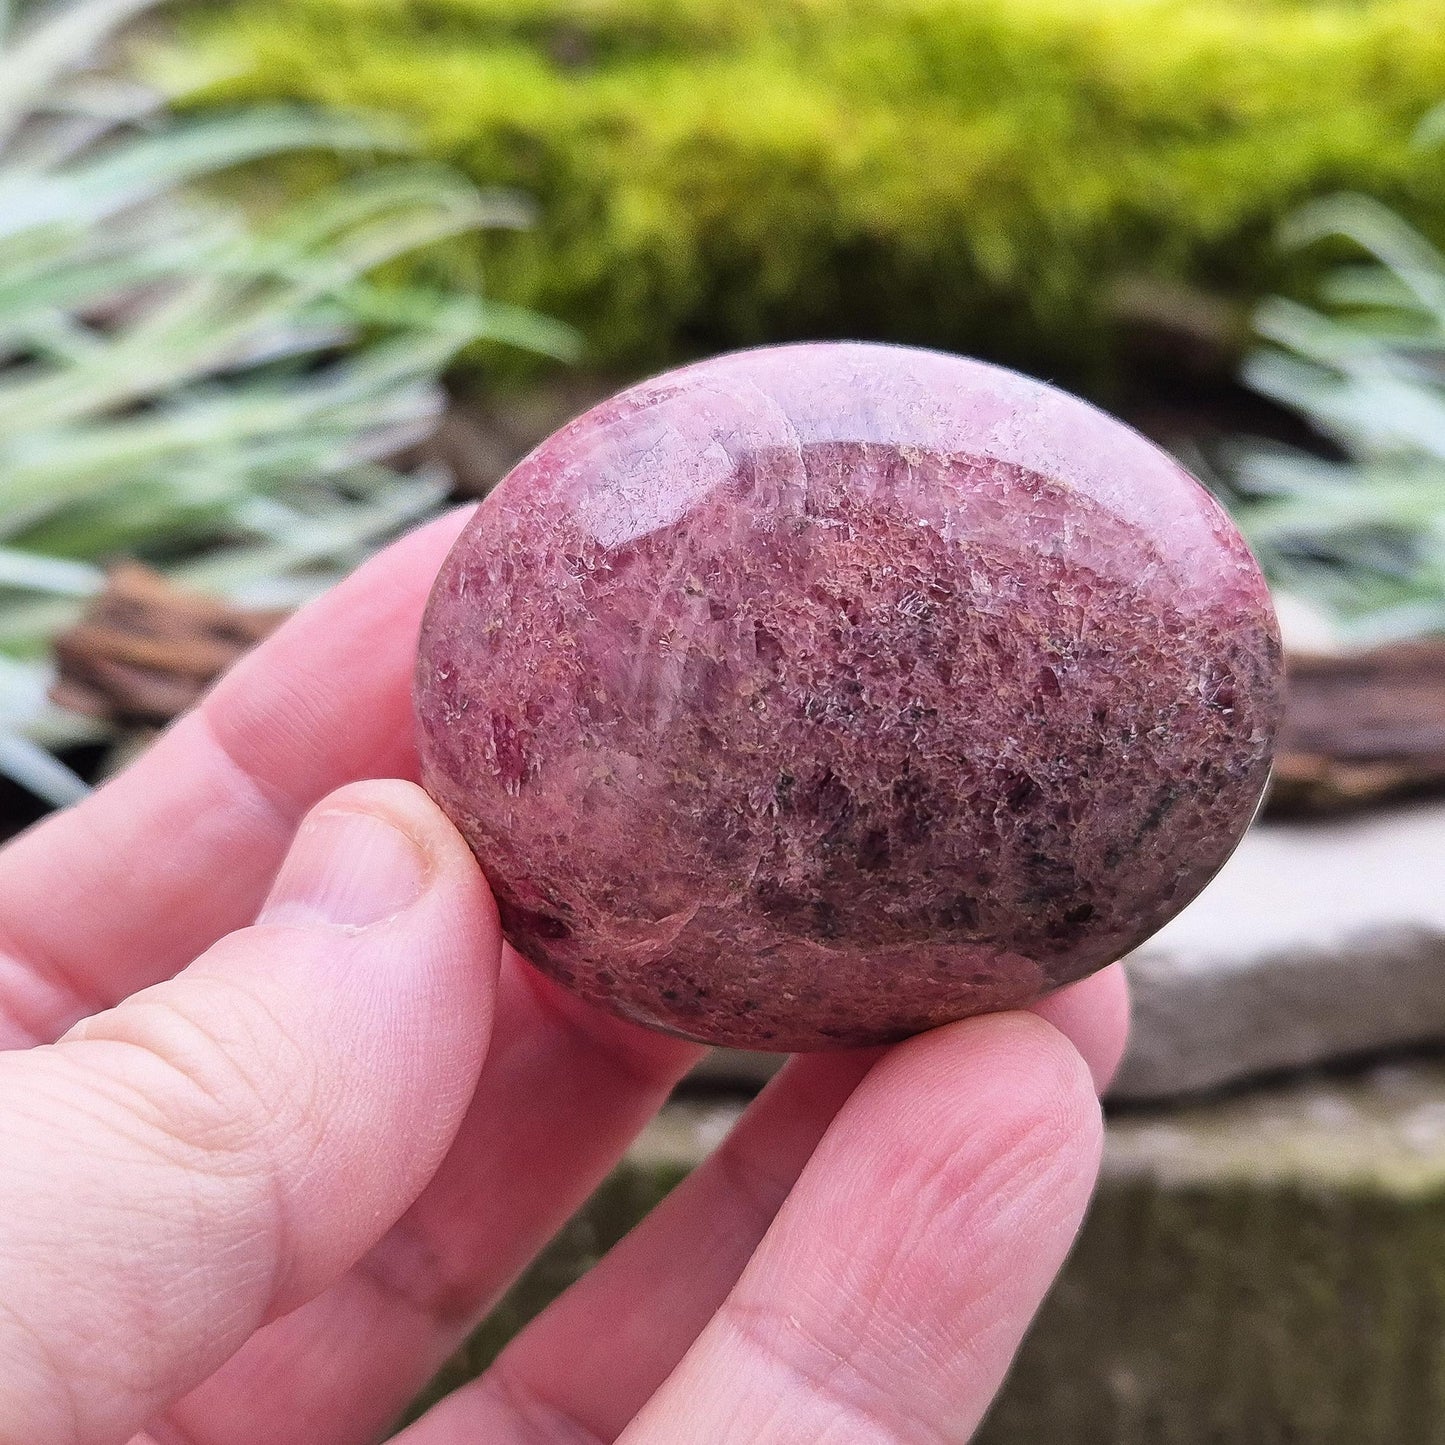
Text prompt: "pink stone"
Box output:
[[416, 343, 1282, 1050]]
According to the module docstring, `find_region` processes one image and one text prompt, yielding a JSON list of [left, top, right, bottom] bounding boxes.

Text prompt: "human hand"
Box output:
[[0, 509, 1129, 1445]]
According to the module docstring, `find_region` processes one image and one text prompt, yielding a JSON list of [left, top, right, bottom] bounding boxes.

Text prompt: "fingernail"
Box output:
[[260, 807, 430, 929]]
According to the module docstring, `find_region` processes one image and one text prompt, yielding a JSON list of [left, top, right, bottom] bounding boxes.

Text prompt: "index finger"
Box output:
[[0, 507, 472, 1048]]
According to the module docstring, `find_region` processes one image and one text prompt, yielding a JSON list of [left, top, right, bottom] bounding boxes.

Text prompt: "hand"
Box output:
[[0, 509, 1129, 1445]]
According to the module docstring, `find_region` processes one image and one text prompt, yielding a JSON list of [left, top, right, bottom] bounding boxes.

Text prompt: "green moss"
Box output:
[[180, 0, 1445, 382], [978, 1176, 1445, 1443]]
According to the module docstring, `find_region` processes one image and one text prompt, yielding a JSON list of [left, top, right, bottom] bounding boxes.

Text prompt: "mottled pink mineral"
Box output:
[[416, 343, 1282, 1050]]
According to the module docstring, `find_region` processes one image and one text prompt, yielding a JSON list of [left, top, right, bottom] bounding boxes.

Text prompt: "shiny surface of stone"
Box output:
[[416, 343, 1282, 1050]]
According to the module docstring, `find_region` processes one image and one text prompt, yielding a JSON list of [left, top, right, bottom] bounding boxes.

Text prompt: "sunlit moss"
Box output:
[[185, 0, 1445, 383]]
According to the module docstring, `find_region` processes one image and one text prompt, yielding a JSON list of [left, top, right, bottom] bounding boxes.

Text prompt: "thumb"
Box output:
[[0, 779, 501, 1445]]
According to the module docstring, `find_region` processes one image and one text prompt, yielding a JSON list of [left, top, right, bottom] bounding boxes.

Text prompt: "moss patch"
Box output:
[[185, 0, 1445, 388]]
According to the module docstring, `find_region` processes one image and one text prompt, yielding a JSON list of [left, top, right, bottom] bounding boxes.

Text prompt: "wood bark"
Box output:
[[1271, 640, 1445, 813], [50, 564, 287, 726]]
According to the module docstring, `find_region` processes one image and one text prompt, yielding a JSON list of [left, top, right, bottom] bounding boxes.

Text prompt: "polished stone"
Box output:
[[416, 343, 1283, 1049]]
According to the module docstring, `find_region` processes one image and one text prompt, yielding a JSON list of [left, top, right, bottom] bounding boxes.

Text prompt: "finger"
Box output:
[[0, 508, 473, 1049], [403, 979, 1121, 1443], [616, 1013, 1101, 1445], [163, 972, 1121, 1444], [0, 780, 501, 1445], [398, 1049, 878, 1445], [1030, 962, 1130, 1093], [156, 954, 701, 1445], [154, 973, 1119, 1444]]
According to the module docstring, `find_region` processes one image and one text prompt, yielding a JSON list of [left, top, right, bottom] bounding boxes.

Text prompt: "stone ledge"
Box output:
[[985, 1061, 1445, 1443], [1115, 801, 1445, 1100]]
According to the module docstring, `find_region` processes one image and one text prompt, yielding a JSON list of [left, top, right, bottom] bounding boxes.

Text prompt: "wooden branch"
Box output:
[[1268, 640, 1445, 813], [50, 564, 288, 727]]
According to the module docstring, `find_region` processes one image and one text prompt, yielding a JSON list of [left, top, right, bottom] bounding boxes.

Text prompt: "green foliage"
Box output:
[[184, 0, 1445, 383], [0, 0, 572, 806], [1223, 183, 1445, 643]]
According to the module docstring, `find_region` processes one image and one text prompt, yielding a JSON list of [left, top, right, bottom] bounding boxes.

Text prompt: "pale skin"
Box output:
[[0, 509, 1130, 1445]]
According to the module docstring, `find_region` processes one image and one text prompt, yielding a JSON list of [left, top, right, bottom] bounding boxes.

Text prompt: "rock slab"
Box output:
[[1115, 801, 1445, 1100], [983, 1062, 1445, 1444]]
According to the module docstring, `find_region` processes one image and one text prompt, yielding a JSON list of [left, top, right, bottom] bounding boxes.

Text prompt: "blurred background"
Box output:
[[3, 0, 1444, 1438]]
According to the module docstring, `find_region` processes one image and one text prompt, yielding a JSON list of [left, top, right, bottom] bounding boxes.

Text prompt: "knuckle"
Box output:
[[719, 1295, 946, 1445], [66, 967, 322, 1180], [708, 1131, 796, 1239], [879, 1048, 1099, 1233], [477, 1359, 605, 1445]]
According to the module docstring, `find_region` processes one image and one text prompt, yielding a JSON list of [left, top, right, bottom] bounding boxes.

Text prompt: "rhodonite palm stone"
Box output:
[[416, 343, 1282, 1050]]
